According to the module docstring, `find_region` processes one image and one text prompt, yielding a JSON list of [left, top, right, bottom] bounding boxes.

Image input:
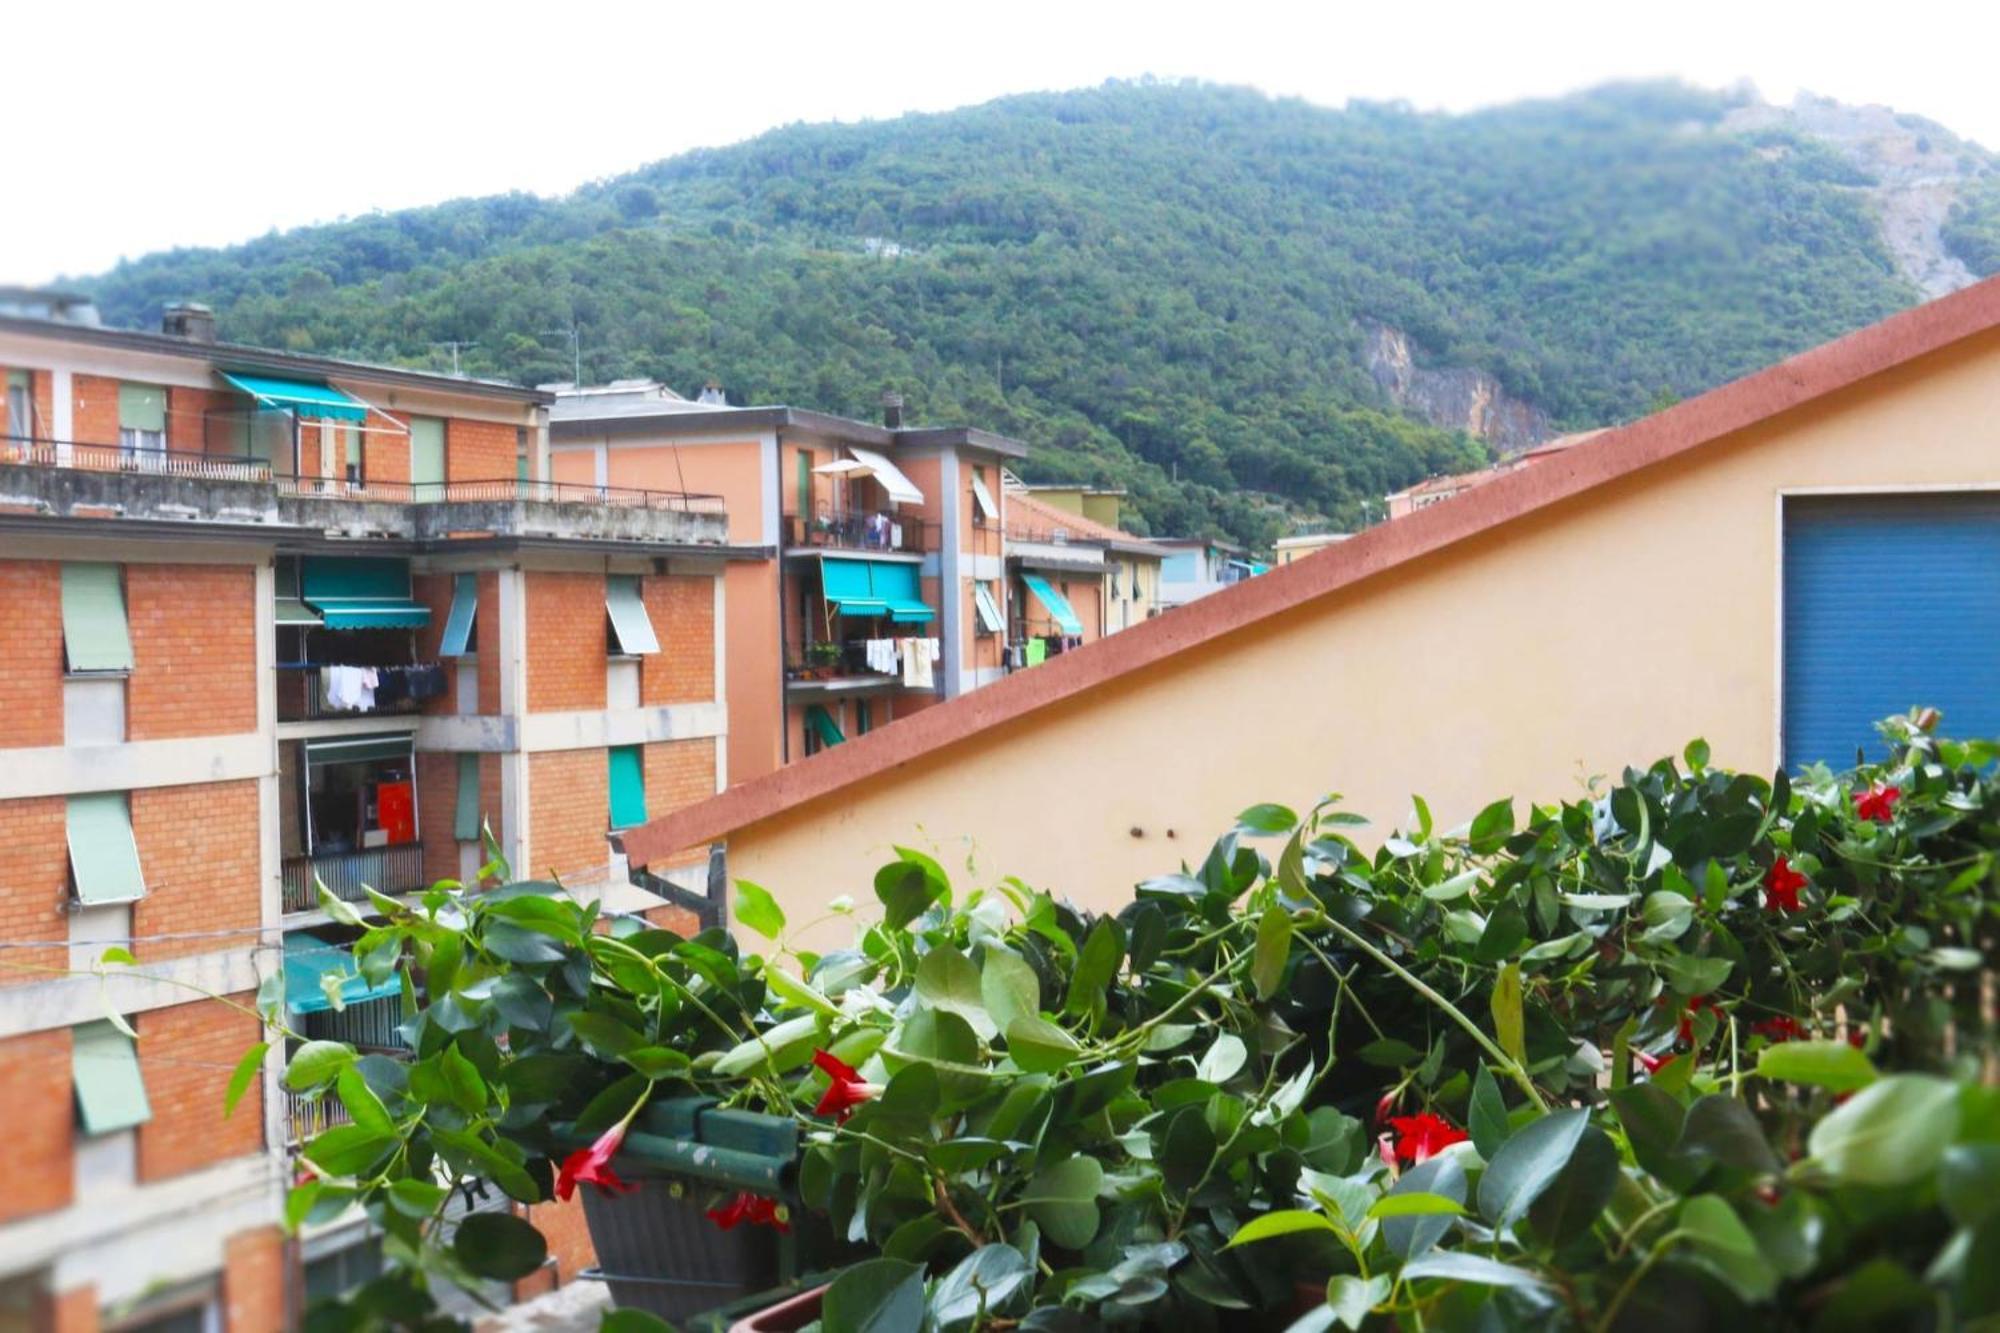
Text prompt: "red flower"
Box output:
[[812, 1049, 881, 1124], [1374, 1090, 1399, 1126], [1752, 1015, 1806, 1042], [556, 1122, 638, 1202], [1854, 785, 1901, 823], [1635, 1049, 1669, 1074], [1677, 995, 1718, 1044], [706, 1191, 790, 1233], [1763, 857, 1807, 914], [1847, 1027, 1868, 1050], [1387, 1112, 1468, 1164]]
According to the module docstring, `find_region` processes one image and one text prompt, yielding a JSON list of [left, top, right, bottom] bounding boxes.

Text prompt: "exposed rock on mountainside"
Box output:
[[1361, 322, 1551, 455]]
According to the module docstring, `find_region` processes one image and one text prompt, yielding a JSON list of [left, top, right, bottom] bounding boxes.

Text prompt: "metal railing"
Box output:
[[1, 434, 270, 482], [277, 665, 438, 722], [283, 844, 428, 913], [788, 509, 929, 553], [286, 1088, 354, 1144], [277, 475, 726, 513], [302, 995, 408, 1052]]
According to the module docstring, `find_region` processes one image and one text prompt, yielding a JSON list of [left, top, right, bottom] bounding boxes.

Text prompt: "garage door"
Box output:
[[1783, 493, 2000, 770]]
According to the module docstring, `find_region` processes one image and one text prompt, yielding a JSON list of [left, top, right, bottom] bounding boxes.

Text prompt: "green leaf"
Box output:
[[734, 879, 786, 940], [1477, 1108, 1589, 1228], [387, 1178, 448, 1219], [917, 944, 995, 1040], [600, 1312, 677, 1333], [621, 1046, 692, 1080], [1323, 1274, 1392, 1330], [1357, 1037, 1422, 1068], [1658, 954, 1733, 994], [1064, 918, 1123, 1019], [1527, 1124, 1619, 1246], [874, 855, 946, 930], [1380, 1155, 1465, 1260], [567, 1010, 647, 1058], [335, 1065, 394, 1136], [1021, 1155, 1103, 1250], [1469, 1063, 1508, 1159], [1677, 1095, 1780, 1178], [1369, 1191, 1466, 1220], [980, 949, 1041, 1036], [483, 919, 567, 964], [1398, 1251, 1549, 1294], [1941, 1144, 2000, 1229], [1219, 1209, 1342, 1248], [303, 1124, 395, 1178], [1421, 869, 1482, 902], [1251, 906, 1292, 1000], [284, 1040, 356, 1091], [452, 1211, 548, 1281], [765, 967, 840, 1018], [1467, 797, 1515, 853], [1756, 1039, 1878, 1093], [224, 1042, 268, 1118], [438, 1042, 488, 1114], [1196, 1033, 1248, 1084], [284, 1181, 323, 1233], [714, 1013, 823, 1077], [1236, 802, 1299, 836], [1809, 1074, 1960, 1187], [1679, 1195, 1776, 1302], [97, 945, 137, 966], [1006, 1014, 1081, 1073], [822, 1258, 926, 1333], [930, 1244, 1031, 1330], [1490, 963, 1526, 1066]]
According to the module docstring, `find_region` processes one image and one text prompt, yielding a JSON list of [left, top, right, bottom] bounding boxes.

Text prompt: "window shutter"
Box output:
[[605, 576, 661, 655], [72, 1020, 152, 1135], [608, 746, 647, 830], [454, 753, 481, 842], [117, 383, 167, 434], [62, 563, 135, 672]]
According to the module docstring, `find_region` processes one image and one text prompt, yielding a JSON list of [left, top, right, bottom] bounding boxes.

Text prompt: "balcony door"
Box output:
[[410, 416, 446, 493]]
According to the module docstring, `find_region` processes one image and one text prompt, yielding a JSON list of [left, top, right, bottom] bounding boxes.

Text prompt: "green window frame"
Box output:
[[796, 450, 812, 520], [73, 1019, 152, 1135], [608, 745, 647, 830], [605, 575, 661, 655], [805, 704, 845, 753], [68, 792, 146, 904], [62, 562, 134, 672], [455, 753, 481, 842], [439, 574, 478, 657]]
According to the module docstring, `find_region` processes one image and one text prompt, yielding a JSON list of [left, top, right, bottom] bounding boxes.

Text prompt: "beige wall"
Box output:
[[723, 328, 2000, 945]]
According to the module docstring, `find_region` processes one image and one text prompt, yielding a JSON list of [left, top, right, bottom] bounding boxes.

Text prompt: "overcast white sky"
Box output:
[[8, 0, 2000, 283]]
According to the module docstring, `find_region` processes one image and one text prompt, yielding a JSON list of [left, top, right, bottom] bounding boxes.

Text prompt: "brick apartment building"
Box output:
[[0, 301, 749, 1330]]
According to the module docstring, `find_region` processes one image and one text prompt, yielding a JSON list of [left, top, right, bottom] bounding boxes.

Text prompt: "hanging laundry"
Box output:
[[865, 638, 899, 675], [1024, 639, 1047, 668]]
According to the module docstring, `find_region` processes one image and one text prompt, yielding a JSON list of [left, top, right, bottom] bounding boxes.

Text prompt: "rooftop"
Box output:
[[1003, 488, 1167, 557], [552, 385, 1032, 458]]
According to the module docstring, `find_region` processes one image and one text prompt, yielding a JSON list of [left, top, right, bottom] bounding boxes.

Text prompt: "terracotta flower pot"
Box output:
[[727, 1282, 827, 1332]]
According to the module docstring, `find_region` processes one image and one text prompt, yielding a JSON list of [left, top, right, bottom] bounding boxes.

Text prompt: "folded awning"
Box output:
[[285, 933, 401, 1015], [821, 556, 886, 616], [846, 446, 924, 506], [870, 560, 936, 624], [302, 556, 430, 629], [805, 704, 845, 748], [305, 733, 416, 767], [973, 582, 1006, 634], [221, 372, 369, 423], [1021, 572, 1084, 636], [275, 557, 322, 626]]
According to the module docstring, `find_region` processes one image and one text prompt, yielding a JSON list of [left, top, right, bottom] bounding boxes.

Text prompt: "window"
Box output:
[[796, 450, 812, 520], [73, 1019, 151, 1135], [515, 427, 530, 483], [62, 563, 134, 672], [344, 426, 363, 484], [454, 753, 481, 843], [439, 574, 478, 657], [409, 415, 446, 490], [855, 699, 873, 736], [970, 467, 999, 524], [605, 575, 661, 655], [803, 704, 845, 756], [117, 383, 166, 457], [302, 736, 419, 854], [609, 745, 647, 830], [68, 793, 145, 904], [304, 1231, 385, 1305], [972, 581, 1005, 635], [6, 370, 30, 443]]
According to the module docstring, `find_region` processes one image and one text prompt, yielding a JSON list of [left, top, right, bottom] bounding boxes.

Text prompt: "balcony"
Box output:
[[277, 664, 442, 723], [283, 844, 429, 914], [786, 509, 929, 555]]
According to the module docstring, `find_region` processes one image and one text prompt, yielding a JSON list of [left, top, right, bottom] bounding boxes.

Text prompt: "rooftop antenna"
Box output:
[[539, 322, 582, 387], [429, 340, 478, 376]]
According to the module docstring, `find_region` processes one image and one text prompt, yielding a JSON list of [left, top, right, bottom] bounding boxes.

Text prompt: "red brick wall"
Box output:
[[418, 750, 457, 886], [130, 781, 261, 964], [223, 1225, 286, 1333], [46, 1285, 99, 1333], [520, 1198, 595, 1290], [526, 571, 606, 712], [71, 374, 121, 447], [412, 573, 461, 715], [644, 738, 716, 818], [0, 560, 63, 748], [640, 575, 716, 706], [0, 1028, 74, 1223], [478, 574, 502, 711], [127, 564, 257, 740], [135, 992, 264, 1183], [644, 903, 703, 934], [528, 748, 607, 884], [0, 796, 66, 990], [413, 570, 500, 715], [446, 417, 515, 482], [166, 386, 231, 454], [365, 409, 411, 487]]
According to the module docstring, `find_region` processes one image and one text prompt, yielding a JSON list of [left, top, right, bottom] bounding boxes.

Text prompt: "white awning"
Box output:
[[811, 458, 872, 477], [845, 446, 924, 506]]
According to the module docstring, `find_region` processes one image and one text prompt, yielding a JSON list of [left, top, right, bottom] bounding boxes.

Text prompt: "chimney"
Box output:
[[161, 302, 216, 343], [880, 389, 904, 429], [696, 379, 727, 407]]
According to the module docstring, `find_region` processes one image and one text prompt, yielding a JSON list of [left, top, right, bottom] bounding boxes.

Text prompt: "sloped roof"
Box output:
[[1005, 489, 1167, 557], [621, 272, 2000, 870]]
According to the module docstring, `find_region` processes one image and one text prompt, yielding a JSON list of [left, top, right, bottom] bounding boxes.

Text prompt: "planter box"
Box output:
[[579, 1187, 781, 1325], [727, 1282, 827, 1333]]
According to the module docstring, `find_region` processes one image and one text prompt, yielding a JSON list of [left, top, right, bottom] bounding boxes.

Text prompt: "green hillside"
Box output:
[[83, 80, 1935, 545]]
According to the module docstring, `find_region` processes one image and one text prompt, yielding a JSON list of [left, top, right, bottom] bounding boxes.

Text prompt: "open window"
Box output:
[[62, 563, 134, 673], [606, 575, 661, 656], [439, 574, 478, 657], [68, 792, 145, 905], [970, 468, 999, 524], [609, 745, 647, 830], [973, 581, 1006, 635], [73, 1019, 151, 1135]]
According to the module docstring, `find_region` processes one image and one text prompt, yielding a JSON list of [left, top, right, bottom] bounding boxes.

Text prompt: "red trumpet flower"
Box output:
[[812, 1049, 881, 1124], [1386, 1112, 1468, 1164], [1854, 785, 1901, 823], [556, 1122, 639, 1202], [706, 1191, 789, 1233], [1763, 857, 1808, 914]]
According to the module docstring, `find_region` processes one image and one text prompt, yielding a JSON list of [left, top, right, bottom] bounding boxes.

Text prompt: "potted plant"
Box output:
[[806, 641, 841, 677]]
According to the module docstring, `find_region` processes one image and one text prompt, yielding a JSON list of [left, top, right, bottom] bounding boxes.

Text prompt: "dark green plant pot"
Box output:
[[579, 1186, 782, 1324]]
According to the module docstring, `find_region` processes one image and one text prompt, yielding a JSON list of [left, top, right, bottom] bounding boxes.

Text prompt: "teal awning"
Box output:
[[820, 556, 933, 621], [609, 745, 648, 831], [302, 556, 430, 630], [439, 574, 477, 656], [285, 933, 400, 1015], [806, 704, 845, 748], [1021, 573, 1084, 636], [221, 372, 369, 423], [871, 562, 936, 624]]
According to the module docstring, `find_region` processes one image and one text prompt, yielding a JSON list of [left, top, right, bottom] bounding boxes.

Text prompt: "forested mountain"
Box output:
[[79, 80, 2000, 544]]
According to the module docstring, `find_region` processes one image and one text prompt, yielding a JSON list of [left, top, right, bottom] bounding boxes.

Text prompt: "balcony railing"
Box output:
[[283, 844, 428, 914], [1, 435, 270, 482], [787, 510, 929, 554], [277, 475, 726, 513], [285, 1088, 353, 1145], [277, 664, 437, 723], [301, 994, 408, 1052]]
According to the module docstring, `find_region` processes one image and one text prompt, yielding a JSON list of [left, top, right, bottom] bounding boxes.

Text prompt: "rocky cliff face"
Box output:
[[1725, 95, 1995, 299], [1361, 322, 1551, 455]]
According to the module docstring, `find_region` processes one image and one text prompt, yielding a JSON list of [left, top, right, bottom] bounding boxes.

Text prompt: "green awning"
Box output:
[[806, 704, 845, 748], [820, 556, 886, 616], [68, 793, 145, 905], [302, 556, 429, 630], [609, 745, 647, 830], [454, 753, 481, 842], [439, 574, 477, 657], [1022, 573, 1084, 636], [284, 933, 400, 1015], [274, 557, 322, 626], [306, 734, 416, 767], [606, 575, 660, 655], [221, 372, 368, 423], [871, 562, 936, 624], [73, 1020, 151, 1135], [973, 582, 1006, 634], [62, 563, 134, 672]]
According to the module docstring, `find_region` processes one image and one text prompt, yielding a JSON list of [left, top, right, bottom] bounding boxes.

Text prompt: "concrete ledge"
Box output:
[[517, 702, 726, 753], [0, 946, 265, 1039], [0, 733, 269, 801]]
